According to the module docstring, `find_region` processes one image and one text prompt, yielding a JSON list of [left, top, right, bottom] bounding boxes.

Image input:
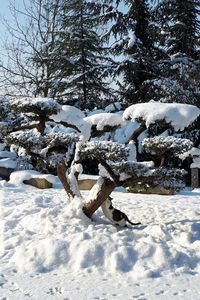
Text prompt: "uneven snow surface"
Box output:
[[1, 181, 200, 299]]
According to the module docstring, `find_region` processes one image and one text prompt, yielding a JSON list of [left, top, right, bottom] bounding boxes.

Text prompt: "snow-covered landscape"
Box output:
[[0, 0, 200, 299], [1, 174, 200, 299], [0, 97, 200, 300]]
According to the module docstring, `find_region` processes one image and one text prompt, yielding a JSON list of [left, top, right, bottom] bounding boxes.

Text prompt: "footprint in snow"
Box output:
[[47, 287, 64, 295], [0, 274, 7, 288], [34, 196, 53, 208]]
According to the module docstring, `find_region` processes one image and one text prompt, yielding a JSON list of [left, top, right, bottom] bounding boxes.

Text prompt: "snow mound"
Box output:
[[9, 170, 57, 185], [51, 105, 85, 123], [1, 184, 200, 279], [123, 102, 200, 131]]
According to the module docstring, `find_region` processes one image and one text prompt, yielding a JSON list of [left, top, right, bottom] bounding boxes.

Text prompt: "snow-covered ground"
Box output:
[[1, 178, 200, 299]]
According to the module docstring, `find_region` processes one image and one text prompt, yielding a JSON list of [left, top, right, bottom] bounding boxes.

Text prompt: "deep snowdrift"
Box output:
[[1, 180, 200, 280]]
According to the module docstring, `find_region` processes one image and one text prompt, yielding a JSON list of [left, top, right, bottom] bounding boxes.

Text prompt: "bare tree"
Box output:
[[0, 0, 72, 98]]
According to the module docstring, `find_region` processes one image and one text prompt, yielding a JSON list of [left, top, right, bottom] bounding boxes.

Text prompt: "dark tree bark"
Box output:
[[129, 123, 147, 160], [83, 178, 116, 218], [57, 160, 76, 198]]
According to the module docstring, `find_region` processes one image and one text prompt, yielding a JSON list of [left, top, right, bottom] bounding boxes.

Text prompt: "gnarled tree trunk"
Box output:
[[57, 160, 76, 198], [83, 177, 116, 218]]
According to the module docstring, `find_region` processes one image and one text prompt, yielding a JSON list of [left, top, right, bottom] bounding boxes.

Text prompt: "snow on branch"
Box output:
[[50, 105, 90, 141], [102, 161, 186, 190], [11, 97, 61, 116], [123, 102, 200, 131], [43, 132, 79, 152], [6, 129, 43, 150], [6, 130, 79, 156], [84, 112, 123, 131]]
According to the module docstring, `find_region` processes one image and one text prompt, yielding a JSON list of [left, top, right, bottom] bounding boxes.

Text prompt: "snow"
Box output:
[[9, 170, 57, 185], [123, 102, 200, 131], [1, 178, 200, 299], [128, 33, 137, 48], [11, 97, 61, 112], [191, 162, 200, 168], [0, 151, 17, 159], [104, 102, 122, 112], [51, 105, 85, 123], [84, 112, 123, 130], [51, 105, 91, 141], [0, 158, 17, 169], [114, 120, 139, 144]]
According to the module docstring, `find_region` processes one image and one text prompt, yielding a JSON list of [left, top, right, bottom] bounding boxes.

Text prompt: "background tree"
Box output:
[[150, 0, 200, 106], [0, 0, 73, 98], [53, 0, 115, 109], [101, 0, 166, 106]]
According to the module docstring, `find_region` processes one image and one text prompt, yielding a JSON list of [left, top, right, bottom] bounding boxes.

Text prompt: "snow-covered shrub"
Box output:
[[10, 97, 61, 117], [99, 161, 186, 190], [142, 136, 193, 156], [6, 129, 79, 173], [6, 129, 43, 151], [79, 141, 129, 162]]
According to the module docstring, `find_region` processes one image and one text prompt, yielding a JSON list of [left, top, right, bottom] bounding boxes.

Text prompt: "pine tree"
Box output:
[[151, 0, 200, 106], [56, 0, 113, 110], [119, 0, 154, 103], [101, 0, 164, 106], [148, 0, 200, 148]]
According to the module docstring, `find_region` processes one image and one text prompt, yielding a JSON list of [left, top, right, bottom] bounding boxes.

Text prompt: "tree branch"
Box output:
[[83, 178, 116, 218], [57, 160, 76, 199]]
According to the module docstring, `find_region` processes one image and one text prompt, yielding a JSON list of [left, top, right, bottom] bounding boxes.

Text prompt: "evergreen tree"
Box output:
[[150, 0, 200, 106], [101, 0, 165, 106], [119, 0, 155, 104], [57, 0, 114, 109]]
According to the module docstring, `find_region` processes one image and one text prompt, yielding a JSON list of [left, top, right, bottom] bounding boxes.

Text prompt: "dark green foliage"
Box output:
[[142, 136, 193, 156], [107, 161, 186, 190], [151, 0, 200, 105], [56, 0, 113, 109], [6, 130, 43, 150], [79, 141, 129, 161]]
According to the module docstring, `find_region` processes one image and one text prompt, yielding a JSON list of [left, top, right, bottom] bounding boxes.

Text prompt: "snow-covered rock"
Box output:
[[9, 170, 57, 185]]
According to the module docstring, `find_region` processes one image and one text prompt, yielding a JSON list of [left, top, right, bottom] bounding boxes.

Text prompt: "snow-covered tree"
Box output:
[[6, 97, 70, 172], [123, 102, 200, 161], [55, 0, 114, 109], [150, 0, 200, 106], [4, 98, 200, 226], [142, 136, 193, 167], [101, 0, 166, 105], [56, 101, 200, 225]]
